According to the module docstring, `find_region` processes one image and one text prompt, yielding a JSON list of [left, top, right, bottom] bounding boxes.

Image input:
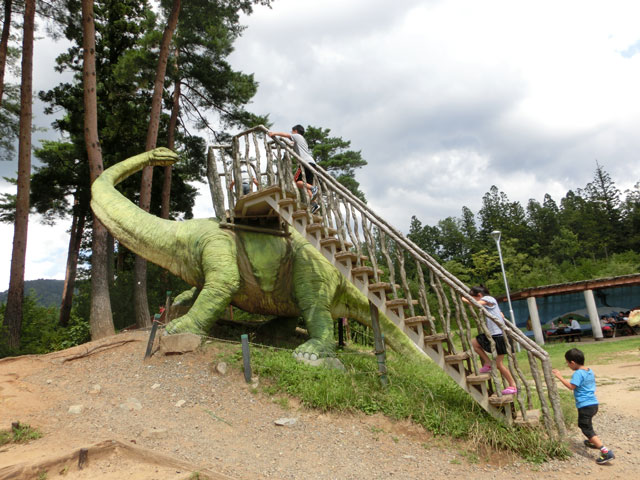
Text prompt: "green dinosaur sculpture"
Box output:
[[91, 148, 423, 363]]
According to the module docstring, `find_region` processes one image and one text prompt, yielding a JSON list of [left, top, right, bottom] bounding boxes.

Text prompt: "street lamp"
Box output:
[[491, 230, 520, 352]]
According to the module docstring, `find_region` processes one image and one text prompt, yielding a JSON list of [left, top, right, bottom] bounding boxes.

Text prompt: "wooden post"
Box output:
[[144, 314, 161, 359], [164, 290, 172, 323], [338, 317, 345, 347], [369, 301, 388, 387]]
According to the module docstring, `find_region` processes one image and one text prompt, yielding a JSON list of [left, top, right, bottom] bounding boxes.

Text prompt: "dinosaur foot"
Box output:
[[292, 339, 345, 370], [165, 316, 207, 337]]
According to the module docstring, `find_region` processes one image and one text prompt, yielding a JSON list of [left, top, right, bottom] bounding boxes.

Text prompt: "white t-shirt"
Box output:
[[290, 133, 315, 164], [570, 319, 581, 330], [481, 295, 504, 336]]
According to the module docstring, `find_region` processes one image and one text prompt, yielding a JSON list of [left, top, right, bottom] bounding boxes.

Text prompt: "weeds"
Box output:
[[245, 345, 572, 463], [0, 422, 42, 446]]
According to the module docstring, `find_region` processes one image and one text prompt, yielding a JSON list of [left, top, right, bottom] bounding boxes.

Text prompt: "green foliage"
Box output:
[[0, 294, 90, 358], [304, 125, 368, 201], [0, 279, 65, 308], [247, 346, 571, 461], [409, 163, 640, 291], [0, 422, 42, 446]]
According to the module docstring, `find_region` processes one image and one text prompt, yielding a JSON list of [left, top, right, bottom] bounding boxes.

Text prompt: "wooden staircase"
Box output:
[[231, 186, 517, 422], [206, 126, 566, 435]]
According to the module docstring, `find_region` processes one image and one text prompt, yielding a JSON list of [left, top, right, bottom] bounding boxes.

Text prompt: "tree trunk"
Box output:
[[3, 0, 34, 350], [82, 0, 114, 339], [161, 77, 180, 220], [59, 196, 86, 327], [134, 0, 181, 328], [0, 0, 12, 105]]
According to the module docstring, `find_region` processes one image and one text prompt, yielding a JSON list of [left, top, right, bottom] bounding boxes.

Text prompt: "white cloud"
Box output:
[[3, 0, 640, 290]]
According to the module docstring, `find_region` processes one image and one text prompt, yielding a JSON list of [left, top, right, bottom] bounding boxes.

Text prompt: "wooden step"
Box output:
[[423, 333, 448, 345], [514, 409, 541, 426], [488, 394, 514, 406], [465, 373, 491, 384], [404, 316, 428, 327], [320, 237, 353, 250], [292, 209, 309, 220], [385, 298, 409, 308], [277, 198, 296, 208], [334, 251, 358, 263], [351, 266, 383, 278], [306, 223, 325, 234], [444, 351, 470, 364], [367, 282, 394, 293]]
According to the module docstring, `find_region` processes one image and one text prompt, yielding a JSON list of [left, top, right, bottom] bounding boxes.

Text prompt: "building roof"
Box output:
[[497, 273, 640, 302]]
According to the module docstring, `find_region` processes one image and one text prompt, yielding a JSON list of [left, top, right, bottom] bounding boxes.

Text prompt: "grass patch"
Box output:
[[0, 422, 42, 446], [243, 346, 570, 463]]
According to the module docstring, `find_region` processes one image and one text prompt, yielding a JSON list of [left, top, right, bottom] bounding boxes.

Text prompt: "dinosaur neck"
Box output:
[[90, 151, 198, 283]]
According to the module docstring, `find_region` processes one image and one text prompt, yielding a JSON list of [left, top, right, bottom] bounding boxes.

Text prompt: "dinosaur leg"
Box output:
[[165, 236, 240, 335], [291, 247, 340, 360], [172, 287, 200, 306]]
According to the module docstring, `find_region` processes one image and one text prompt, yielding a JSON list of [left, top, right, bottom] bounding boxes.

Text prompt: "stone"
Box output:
[[151, 383, 161, 390], [216, 362, 228, 375], [89, 384, 101, 394], [274, 418, 297, 427], [68, 405, 84, 414], [120, 398, 142, 411], [159, 333, 202, 354], [141, 427, 168, 439], [175, 399, 186, 407]]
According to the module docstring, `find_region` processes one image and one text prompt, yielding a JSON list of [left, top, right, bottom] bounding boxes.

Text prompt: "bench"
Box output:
[[545, 332, 582, 343]]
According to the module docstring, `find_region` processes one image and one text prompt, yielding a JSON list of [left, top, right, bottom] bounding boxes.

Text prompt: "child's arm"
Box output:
[[551, 369, 576, 391], [268, 131, 292, 139]]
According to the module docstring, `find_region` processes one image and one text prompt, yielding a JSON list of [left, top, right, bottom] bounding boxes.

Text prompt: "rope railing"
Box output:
[[206, 125, 565, 437]]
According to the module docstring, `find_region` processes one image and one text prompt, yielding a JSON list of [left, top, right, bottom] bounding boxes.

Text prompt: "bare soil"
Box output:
[[1, 331, 639, 479]]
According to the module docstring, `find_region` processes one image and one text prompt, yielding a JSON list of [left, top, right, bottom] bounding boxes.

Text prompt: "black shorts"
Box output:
[[294, 164, 315, 185], [476, 333, 509, 355], [578, 404, 598, 439]]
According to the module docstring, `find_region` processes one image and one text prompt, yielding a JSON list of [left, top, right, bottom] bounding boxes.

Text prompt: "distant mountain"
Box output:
[[0, 279, 64, 308]]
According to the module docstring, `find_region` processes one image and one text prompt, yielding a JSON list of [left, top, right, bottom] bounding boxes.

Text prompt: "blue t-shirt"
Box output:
[[570, 368, 598, 408]]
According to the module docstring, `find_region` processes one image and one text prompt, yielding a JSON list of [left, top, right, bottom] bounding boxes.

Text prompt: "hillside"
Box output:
[[0, 279, 64, 308], [1, 331, 639, 479]]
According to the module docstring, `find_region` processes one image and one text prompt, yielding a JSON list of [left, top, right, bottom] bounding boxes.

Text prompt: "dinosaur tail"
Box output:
[[335, 281, 426, 364], [90, 150, 201, 285]]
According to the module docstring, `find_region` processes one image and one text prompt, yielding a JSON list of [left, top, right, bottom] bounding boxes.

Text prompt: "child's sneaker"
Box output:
[[583, 440, 599, 449], [596, 450, 614, 465], [310, 202, 320, 214], [501, 386, 517, 395], [479, 364, 492, 374], [311, 185, 319, 199]]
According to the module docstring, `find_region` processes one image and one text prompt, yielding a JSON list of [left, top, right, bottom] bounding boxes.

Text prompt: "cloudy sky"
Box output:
[[2, 0, 640, 291]]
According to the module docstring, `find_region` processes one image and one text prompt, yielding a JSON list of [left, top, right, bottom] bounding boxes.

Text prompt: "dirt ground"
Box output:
[[1, 331, 639, 480]]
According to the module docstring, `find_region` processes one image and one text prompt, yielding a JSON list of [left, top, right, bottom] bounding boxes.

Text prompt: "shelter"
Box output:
[[496, 273, 640, 344]]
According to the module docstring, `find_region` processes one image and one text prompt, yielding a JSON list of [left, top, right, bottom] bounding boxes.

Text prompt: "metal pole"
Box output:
[[491, 230, 521, 352], [241, 334, 252, 383]]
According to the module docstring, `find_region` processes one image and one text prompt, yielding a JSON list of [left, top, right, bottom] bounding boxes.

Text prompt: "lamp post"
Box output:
[[491, 230, 520, 352]]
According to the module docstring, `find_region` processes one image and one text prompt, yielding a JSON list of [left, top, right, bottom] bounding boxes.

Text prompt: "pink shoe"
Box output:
[[479, 364, 492, 374], [501, 386, 517, 395]]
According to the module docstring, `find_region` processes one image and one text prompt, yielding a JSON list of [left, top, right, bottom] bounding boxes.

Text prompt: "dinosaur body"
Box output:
[[91, 148, 423, 361]]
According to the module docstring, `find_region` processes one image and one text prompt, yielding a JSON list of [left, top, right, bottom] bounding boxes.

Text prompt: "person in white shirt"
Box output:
[[462, 285, 518, 396], [568, 317, 582, 342], [268, 125, 320, 213]]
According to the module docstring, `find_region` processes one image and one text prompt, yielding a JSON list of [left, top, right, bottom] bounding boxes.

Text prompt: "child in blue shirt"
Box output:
[[552, 348, 614, 465]]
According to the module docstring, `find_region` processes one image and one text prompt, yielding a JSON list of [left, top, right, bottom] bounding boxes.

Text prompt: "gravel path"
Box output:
[[1, 331, 639, 479]]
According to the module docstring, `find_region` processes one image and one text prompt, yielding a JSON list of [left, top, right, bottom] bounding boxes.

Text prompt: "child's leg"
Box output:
[[471, 337, 491, 365], [587, 435, 603, 449], [495, 354, 516, 388]]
